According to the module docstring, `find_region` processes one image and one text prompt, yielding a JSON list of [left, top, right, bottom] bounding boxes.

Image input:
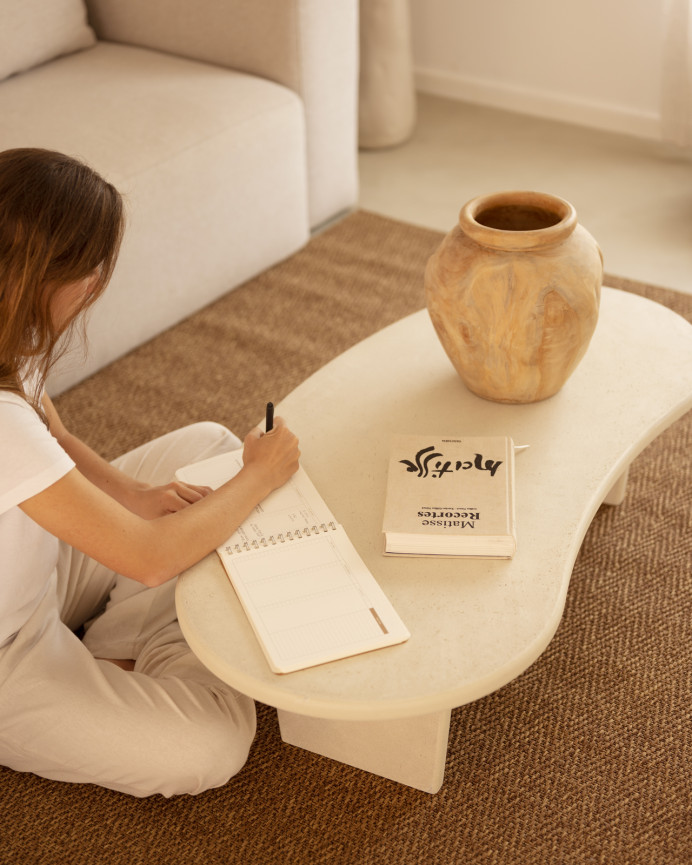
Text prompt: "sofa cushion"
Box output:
[[0, 0, 95, 82], [0, 42, 310, 392]]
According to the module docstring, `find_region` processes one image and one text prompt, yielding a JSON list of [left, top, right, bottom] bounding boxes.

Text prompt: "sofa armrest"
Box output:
[[84, 0, 358, 227]]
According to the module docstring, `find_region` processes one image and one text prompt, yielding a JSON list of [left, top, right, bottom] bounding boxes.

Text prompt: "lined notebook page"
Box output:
[[223, 531, 405, 672]]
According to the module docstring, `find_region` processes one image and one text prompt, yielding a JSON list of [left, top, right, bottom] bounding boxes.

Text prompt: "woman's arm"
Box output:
[[42, 394, 212, 518], [22, 402, 300, 586]]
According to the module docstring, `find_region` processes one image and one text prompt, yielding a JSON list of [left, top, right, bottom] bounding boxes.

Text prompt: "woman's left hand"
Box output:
[[126, 481, 213, 519]]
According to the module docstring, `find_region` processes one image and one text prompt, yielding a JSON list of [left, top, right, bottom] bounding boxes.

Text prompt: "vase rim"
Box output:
[[459, 190, 577, 251]]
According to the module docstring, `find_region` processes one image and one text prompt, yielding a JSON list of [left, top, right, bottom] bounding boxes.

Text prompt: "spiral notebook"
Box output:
[[176, 450, 410, 674]]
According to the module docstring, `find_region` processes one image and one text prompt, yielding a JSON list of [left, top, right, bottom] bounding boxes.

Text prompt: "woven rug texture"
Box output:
[[1, 211, 690, 865]]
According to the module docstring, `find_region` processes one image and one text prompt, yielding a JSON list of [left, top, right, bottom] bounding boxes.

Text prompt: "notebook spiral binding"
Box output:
[[223, 521, 337, 556]]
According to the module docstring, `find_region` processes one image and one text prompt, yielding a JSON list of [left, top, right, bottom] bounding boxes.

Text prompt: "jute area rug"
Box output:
[[2, 211, 690, 865]]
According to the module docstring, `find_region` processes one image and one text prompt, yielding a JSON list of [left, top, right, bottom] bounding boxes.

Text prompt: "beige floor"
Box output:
[[358, 94, 692, 296]]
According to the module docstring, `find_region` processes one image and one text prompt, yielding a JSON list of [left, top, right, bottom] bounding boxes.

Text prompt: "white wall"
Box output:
[[410, 0, 667, 139]]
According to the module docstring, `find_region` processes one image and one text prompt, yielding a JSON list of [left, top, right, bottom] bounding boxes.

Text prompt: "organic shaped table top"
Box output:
[[177, 288, 692, 721]]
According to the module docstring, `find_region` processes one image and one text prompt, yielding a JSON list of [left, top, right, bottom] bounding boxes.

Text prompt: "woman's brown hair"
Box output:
[[0, 148, 124, 413]]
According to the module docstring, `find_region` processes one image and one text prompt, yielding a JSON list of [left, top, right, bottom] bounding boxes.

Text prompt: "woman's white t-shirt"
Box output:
[[0, 390, 74, 645]]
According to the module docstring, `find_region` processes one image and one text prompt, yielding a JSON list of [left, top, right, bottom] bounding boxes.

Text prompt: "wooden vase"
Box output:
[[424, 191, 603, 403]]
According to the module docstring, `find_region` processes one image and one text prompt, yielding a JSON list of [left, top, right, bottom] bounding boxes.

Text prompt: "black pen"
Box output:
[[265, 401, 274, 433]]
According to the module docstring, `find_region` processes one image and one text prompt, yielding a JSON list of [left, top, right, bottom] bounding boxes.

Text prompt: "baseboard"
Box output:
[[415, 66, 661, 142]]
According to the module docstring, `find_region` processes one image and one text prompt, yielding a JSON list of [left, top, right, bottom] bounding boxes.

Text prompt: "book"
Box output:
[[176, 450, 410, 674], [382, 435, 516, 558]]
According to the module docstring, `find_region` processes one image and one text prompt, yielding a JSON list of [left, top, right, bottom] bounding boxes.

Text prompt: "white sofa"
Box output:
[[0, 0, 359, 393]]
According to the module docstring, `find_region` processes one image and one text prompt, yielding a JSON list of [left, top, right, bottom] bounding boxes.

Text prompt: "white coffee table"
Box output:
[[176, 287, 692, 793]]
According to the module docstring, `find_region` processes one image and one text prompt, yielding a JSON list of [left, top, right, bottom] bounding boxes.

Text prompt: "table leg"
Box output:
[[276, 708, 451, 794], [603, 466, 630, 505]]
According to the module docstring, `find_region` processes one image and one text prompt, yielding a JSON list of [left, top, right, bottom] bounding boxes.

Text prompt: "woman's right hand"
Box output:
[[241, 417, 300, 495]]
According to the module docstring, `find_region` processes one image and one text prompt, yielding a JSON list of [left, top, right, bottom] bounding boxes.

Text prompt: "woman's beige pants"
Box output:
[[0, 423, 256, 797]]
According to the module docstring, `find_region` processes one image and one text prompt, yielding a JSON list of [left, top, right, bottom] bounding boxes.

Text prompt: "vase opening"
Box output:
[[460, 192, 577, 251], [474, 205, 563, 232]]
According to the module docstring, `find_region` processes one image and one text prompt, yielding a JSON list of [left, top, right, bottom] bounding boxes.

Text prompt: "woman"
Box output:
[[0, 148, 300, 796]]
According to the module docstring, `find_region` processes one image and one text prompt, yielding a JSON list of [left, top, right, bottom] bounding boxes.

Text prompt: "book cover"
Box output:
[[382, 435, 516, 558]]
